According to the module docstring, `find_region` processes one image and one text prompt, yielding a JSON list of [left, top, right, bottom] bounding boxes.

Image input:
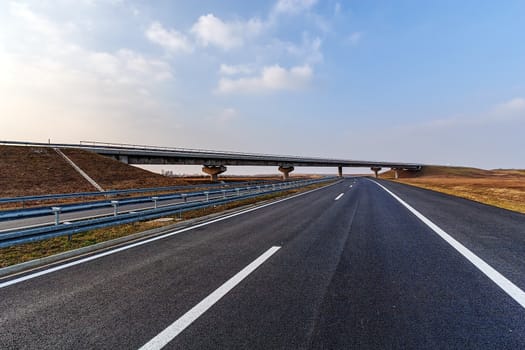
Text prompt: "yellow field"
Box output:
[[381, 166, 525, 214]]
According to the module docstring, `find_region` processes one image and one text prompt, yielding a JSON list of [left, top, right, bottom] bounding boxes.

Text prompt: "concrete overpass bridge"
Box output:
[[1, 140, 423, 181]]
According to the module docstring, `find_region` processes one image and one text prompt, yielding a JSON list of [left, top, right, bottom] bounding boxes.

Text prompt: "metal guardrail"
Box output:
[[0, 180, 308, 221], [0, 177, 336, 248], [0, 180, 279, 205]]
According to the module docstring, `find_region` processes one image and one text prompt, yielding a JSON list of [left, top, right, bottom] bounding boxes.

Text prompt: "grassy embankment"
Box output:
[[381, 166, 525, 214]]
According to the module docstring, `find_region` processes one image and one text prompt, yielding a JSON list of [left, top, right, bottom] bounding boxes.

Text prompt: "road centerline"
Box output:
[[138, 246, 281, 350], [372, 179, 525, 309]]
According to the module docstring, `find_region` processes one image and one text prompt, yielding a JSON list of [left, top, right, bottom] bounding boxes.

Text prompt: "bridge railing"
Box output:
[[79, 140, 333, 160]]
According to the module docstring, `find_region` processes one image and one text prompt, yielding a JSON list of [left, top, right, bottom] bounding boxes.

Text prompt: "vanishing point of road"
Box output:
[[1, 178, 524, 349]]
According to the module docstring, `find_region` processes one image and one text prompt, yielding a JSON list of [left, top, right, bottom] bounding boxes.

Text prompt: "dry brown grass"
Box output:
[[381, 166, 525, 214], [0, 146, 95, 197], [61, 148, 193, 190], [0, 181, 332, 268]]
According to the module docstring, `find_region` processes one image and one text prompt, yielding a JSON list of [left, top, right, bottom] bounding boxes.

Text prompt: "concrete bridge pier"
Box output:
[[392, 168, 400, 179], [338, 166, 343, 178], [278, 165, 294, 180], [371, 166, 382, 178], [202, 165, 227, 181]]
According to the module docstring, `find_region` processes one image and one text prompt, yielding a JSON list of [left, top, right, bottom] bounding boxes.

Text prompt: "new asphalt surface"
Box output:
[[1, 178, 524, 349]]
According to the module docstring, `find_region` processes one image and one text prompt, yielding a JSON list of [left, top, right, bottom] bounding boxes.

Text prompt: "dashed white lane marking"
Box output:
[[138, 246, 281, 350], [372, 180, 525, 309], [335, 193, 344, 201]]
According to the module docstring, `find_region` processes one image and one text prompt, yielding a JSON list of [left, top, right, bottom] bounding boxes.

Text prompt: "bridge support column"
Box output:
[[371, 166, 382, 178], [118, 155, 129, 164], [392, 168, 400, 179], [202, 165, 227, 182], [338, 166, 343, 178], [278, 165, 294, 180]]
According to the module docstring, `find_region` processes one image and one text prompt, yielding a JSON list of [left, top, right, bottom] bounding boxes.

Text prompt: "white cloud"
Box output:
[[89, 49, 173, 82], [215, 107, 239, 124], [146, 22, 193, 53], [334, 2, 342, 15], [216, 64, 312, 94], [9, 2, 62, 41], [0, 3, 177, 143], [497, 97, 525, 112], [346, 32, 363, 46], [191, 13, 264, 49], [274, 0, 318, 14], [285, 34, 323, 63], [219, 64, 254, 75]]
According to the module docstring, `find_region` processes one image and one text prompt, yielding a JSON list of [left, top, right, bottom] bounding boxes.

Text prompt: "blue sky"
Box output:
[[1, 0, 524, 173]]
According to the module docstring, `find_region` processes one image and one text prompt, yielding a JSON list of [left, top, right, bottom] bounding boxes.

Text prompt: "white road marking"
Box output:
[[0, 180, 341, 289], [372, 180, 525, 309], [349, 185, 353, 188], [335, 193, 344, 201], [138, 246, 281, 350]]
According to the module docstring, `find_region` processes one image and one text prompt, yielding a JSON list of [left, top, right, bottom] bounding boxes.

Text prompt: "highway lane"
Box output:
[[375, 179, 525, 293], [1, 178, 524, 349]]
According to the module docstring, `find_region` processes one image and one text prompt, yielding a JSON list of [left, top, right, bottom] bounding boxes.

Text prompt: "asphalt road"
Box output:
[[1, 178, 524, 349]]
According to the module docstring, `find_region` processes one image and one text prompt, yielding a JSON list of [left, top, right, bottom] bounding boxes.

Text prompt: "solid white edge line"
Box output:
[[335, 193, 344, 201], [0, 180, 341, 289], [371, 180, 525, 309], [138, 246, 281, 350]]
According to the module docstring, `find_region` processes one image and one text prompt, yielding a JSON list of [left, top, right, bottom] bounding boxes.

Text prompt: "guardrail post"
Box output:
[[222, 190, 226, 199], [204, 191, 209, 202], [181, 194, 187, 203], [52, 207, 61, 225], [152, 196, 159, 209], [236, 188, 240, 196], [257, 186, 261, 193], [111, 201, 119, 216], [272, 184, 276, 190]]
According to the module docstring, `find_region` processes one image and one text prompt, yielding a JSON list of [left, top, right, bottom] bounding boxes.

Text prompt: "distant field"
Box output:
[[381, 166, 525, 214]]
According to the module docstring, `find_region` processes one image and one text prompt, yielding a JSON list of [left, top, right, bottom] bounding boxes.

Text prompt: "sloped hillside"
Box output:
[[0, 145, 94, 197], [380, 165, 494, 179], [61, 148, 190, 190]]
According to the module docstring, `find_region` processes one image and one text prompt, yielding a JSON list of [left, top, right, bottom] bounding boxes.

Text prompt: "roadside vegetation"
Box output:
[[380, 166, 525, 214]]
